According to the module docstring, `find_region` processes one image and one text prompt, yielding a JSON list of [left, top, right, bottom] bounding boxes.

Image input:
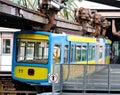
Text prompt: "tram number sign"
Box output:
[[48, 73, 59, 83]]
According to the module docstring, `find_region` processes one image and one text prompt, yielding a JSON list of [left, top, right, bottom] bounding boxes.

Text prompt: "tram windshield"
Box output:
[[17, 39, 49, 64]]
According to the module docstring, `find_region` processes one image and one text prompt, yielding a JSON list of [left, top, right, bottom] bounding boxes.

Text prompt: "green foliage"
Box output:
[[11, 0, 38, 10], [11, 0, 79, 20], [60, 0, 78, 20]]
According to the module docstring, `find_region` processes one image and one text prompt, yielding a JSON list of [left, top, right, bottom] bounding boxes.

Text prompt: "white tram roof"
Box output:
[[0, 27, 20, 32]]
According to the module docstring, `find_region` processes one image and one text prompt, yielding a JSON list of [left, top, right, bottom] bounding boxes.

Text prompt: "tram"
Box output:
[[12, 30, 111, 85], [0, 32, 13, 72]]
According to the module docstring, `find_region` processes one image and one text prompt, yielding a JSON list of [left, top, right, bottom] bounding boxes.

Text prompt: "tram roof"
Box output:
[[67, 35, 96, 43]]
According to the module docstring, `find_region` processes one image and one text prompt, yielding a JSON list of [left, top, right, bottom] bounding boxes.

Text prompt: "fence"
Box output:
[[53, 64, 120, 94]]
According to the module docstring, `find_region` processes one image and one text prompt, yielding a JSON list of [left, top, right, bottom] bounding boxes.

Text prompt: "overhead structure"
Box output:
[[86, 0, 120, 8], [0, 0, 120, 41]]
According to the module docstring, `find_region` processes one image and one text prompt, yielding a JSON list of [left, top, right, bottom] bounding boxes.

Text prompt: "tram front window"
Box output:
[[17, 39, 49, 64]]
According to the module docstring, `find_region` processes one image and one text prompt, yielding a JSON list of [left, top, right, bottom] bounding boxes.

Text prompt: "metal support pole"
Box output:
[[83, 65, 87, 93], [108, 64, 111, 93], [60, 64, 63, 95]]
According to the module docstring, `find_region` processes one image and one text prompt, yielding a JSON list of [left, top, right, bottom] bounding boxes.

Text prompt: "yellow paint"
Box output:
[[105, 56, 110, 64], [106, 39, 112, 44], [75, 60, 96, 64], [14, 66, 48, 80], [18, 34, 48, 40], [68, 36, 96, 43], [88, 60, 96, 64], [54, 49, 59, 61]]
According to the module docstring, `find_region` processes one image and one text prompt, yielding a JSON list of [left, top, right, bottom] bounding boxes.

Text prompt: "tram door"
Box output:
[[0, 33, 13, 71]]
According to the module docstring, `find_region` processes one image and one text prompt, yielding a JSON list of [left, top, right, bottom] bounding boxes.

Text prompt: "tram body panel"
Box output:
[[14, 66, 48, 80]]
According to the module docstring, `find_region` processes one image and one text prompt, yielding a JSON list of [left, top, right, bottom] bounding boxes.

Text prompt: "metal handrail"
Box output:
[[53, 64, 120, 93]]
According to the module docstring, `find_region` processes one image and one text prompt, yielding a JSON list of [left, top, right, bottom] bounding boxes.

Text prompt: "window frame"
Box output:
[[16, 38, 49, 64], [2, 38, 11, 55]]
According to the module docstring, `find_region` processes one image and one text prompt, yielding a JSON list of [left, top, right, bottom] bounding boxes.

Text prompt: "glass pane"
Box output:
[[75, 45, 81, 61], [70, 45, 74, 62], [3, 39, 11, 54], [99, 46, 103, 58], [91, 46, 95, 60], [17, 39, 49, 64], [18, 41, 25, 61], [64, 45, 68, 63], [88, 46, 91, 60], [53, 44, 61, 63], [82, 46, 86, 61], [26, 43, 34, 60]]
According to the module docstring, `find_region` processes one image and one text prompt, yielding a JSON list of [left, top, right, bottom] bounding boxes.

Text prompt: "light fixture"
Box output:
[[49, 0, 63, 10]]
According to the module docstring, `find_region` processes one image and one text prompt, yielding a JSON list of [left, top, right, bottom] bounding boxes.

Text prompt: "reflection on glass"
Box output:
[[17, 39, 49, 64]]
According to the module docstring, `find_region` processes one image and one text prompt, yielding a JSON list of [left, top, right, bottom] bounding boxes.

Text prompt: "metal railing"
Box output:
[[53, 64, 120, 94]]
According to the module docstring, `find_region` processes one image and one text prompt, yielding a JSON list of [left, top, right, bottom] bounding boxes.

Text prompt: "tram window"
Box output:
[[64, 45, 68, 63], [37, 42, 49, 60], [105, 46, 107, 57], [88, 46, 92, 60], [53, 44, 61, 63], [82, 46, 87, 61], [91, 46, 95, 60], [70, 45, 74, 62], [106, 46, 110, 56], [75, 45, 81, 61], [88, 46, 95, 60], [3, 39, 11, 54], [108, 46, 110, 56], [17, 39, 49, 64], [17, 41, 25, 60], [99, 46, 103, 59], [107, 46, 110, 56], [26, 43, 34, 60]]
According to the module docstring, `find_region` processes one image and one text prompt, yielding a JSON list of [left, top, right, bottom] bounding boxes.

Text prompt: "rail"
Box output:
[[53, 64, 120, 94]]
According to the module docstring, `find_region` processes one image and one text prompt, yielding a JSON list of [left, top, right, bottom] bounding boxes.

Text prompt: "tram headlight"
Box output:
[[28, 69, 34, 76]]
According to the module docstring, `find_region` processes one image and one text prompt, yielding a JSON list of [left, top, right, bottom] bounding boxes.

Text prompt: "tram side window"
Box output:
[[99, 46, 103, 59], [82, 46, 87, 61], [106, 46, 110, 56], [26, 43, 34, 60], [64, 45, 68, 63], [36, 42, 49, 60], [75, 45, 81, 62], [17, 39, 49, 64], [53, 44, 61, 63], [3, 39, 11, 54], [91, 46, 95, 60], [88, 46, 91, 60], [17, 41, 25, 61], [70, 45, 74, 62]]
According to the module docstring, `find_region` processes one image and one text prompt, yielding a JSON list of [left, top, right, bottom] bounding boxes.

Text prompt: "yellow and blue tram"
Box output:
[[12, 30, 111, 85]]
